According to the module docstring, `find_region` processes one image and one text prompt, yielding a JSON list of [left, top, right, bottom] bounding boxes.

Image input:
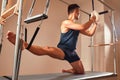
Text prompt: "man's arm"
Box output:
[[63, 16, 96, 31], [80, 23, 97, 36]]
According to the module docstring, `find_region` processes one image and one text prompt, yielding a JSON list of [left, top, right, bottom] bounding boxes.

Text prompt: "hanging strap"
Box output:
[[26, 27, 40, 49], [26, 21, 43, 50]]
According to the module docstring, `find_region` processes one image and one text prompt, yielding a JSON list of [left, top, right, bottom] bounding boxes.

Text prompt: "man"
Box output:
[[7, 4, 98, 74]]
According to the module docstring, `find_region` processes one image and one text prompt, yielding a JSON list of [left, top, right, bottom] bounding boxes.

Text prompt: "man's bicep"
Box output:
[[80, 29, 91, 36], [65, 21, 83, 30]]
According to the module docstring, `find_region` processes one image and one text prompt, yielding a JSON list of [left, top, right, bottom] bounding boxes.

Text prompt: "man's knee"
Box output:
[[71, 60, 85, 74], [75, 68, 85, 74]]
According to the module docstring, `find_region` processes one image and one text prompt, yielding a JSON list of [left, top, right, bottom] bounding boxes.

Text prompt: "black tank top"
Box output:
[[57, 29, 79, 51]]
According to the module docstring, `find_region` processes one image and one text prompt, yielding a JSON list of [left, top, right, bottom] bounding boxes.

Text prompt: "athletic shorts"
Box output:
[[59, 48, 80, 63]]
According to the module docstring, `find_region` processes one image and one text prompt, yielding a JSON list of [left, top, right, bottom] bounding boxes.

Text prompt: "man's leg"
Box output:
[[62, 60, 85, 74], [6, 31, 65, 60], [6, 31, 84, 74]]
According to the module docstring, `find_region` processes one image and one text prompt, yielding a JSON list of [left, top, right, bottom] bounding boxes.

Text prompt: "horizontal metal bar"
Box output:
[[99, 10, 109, 15], [24, 14, 48, 24], [59, 0, 69, 5]]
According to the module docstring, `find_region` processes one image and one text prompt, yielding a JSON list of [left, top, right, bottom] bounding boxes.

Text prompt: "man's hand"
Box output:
[[91, 10, 99, 22], [90, 15, 96, 23]]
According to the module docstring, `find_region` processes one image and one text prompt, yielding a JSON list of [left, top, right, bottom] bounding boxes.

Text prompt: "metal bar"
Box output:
[[27, 0, 36, 18], [91, 0, 95, 72], [24, 0, 49, 24], [99, 10, 109, 15], [59, 0, 69, 5], [0, 0, 5, 54], [111, 11, 117, 74], [12, 0, 23, 80], [1, 0, 8, 14], [92, 0, 94, 10], [0, 25, 3, 54], [44, 0, 50, 15], [24, 14, 48, 24], [98, 0, 114, 11]]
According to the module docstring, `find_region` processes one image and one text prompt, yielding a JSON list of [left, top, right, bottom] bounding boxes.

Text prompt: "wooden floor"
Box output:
[[0, 71, 117, 80]]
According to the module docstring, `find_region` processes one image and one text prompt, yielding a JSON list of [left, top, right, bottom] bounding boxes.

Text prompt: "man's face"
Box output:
[[74, 8, 80, 20]]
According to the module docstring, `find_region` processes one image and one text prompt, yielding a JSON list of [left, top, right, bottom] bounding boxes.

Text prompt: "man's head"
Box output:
[[68, 4, 80, 20]]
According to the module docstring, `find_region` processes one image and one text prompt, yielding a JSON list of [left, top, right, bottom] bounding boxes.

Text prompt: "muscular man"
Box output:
[[7, 4, 97, 74]]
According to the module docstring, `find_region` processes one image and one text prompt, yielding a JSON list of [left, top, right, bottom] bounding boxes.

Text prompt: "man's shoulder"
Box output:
[[62, 20, 72, 25]]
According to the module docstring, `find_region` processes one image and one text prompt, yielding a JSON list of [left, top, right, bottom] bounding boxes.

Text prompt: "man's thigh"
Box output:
[[46, 46, 65, 60]]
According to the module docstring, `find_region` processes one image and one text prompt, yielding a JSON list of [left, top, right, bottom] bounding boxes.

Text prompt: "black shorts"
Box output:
[[59, 48, 80, 63]]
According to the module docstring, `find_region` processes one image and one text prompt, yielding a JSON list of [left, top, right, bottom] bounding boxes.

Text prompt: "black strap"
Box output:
[[92, 0, 94, 11], [25, 28, 27, 42], [26, 27, 40, 49], [3, 76, 12, 80]]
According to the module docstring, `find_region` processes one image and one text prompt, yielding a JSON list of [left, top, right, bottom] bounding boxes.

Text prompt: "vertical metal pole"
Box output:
[[98, 0, 117, 75], [12, 0, 23, 80], [90, 37, 94, 72], [111, 11, 117, 74], [0, 0, 7, 54], [91, 0, 95, 72], [1, 0, 8, 14], [0, 25, 3, 54]]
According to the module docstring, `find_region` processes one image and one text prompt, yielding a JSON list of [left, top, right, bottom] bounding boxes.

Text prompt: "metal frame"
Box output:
[[12, 0, 50, 80], [3, 0, 116, 80], [98, 0, 117, 75]]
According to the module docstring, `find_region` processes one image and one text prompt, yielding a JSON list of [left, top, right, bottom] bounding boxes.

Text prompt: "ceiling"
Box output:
[[60, 0, 119, 10], [104, 0, 120, 10]]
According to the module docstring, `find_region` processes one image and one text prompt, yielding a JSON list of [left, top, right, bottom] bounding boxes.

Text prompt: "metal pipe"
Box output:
[[98, 0, 114, 11], [44, 0, 50, 15], [0, 0, 6, 54], [12, 0, 23, 80], [111, 11, 117, 74], [90, 0, 95, 72], [59, 0, 69, 5], [27, 0, 36, 18], [1, 0, 8, 14]]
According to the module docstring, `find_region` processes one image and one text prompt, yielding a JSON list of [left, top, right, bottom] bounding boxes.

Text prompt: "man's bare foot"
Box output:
[[6, 31, 16, 45], [6, 31, 28, 49], [62, 69, 75, 74]]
